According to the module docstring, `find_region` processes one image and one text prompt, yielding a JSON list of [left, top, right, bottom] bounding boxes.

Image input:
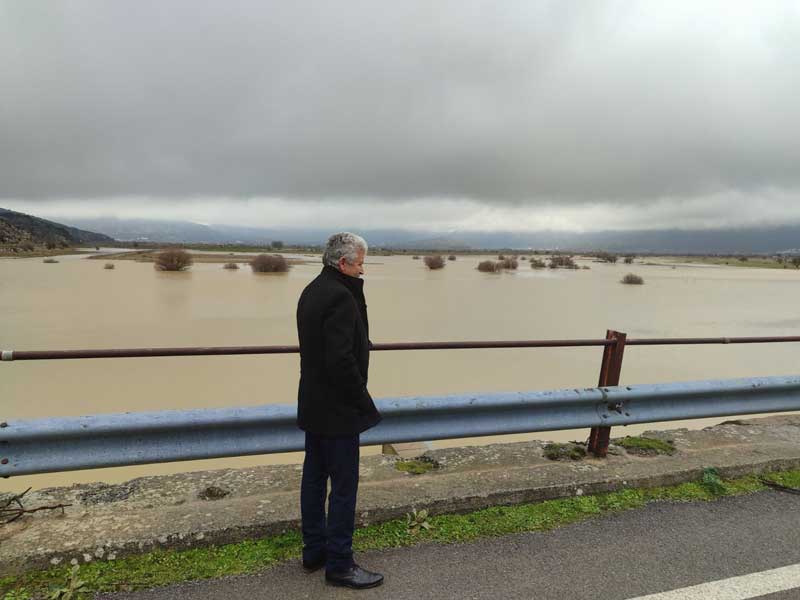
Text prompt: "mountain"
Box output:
[[0, 208, 114, 249], [54, 215, 800, 255], [397, 228, 800, 254], [55, 217, 322, 245]]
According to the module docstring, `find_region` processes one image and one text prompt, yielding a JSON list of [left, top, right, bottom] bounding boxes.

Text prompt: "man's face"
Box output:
[[338, 249, 365, 278]]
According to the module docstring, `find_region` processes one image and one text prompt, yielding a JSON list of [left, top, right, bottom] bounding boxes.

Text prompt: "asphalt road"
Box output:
[[97, 490, 800, 600]]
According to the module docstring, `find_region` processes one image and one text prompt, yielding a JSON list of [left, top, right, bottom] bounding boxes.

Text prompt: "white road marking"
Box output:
[[626, 563, 800, 600]]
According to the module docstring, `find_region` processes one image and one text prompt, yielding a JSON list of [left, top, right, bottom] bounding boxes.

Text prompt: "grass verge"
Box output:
[[3, 469, 799, 598]]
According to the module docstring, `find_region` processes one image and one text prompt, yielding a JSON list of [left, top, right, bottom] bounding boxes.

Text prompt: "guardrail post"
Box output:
[[587, 329, 627, 458]]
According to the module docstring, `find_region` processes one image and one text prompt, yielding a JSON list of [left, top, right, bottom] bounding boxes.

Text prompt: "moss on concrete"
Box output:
[[394, 457, 438, 475], [543, 442, 587, 461], [616, 436, 676, 456]]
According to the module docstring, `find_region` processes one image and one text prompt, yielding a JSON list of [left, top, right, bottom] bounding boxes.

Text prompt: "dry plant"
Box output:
[[250, 254, 290, 273], [423, 255, 445, 270], [498, 257, 518, 269], [154, 248, 193, 271], [530, 258, 546, 269], [548, 255, 578, 269], [477, 260, 500, 273], [621, 273, 645, 285], [1, 488, 71, 525]]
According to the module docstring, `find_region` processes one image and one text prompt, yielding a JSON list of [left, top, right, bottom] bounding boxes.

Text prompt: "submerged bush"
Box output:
[[448, 255, 457, 261], [42, 258, 59, 264], [595, 252, 619, 263], [104, 263, 115, 270], [621, 273, 644, 285], [223, 262, 240, 270], [477, 260, 500, 273], [154, 248, 193, 271], [412, 255, 420, 260], [250, 254, 290, 273], [530, 258, 546, 269], [548, 255, 578, 269], [498, 257, 518, 269], [423, 255, 445, 270]]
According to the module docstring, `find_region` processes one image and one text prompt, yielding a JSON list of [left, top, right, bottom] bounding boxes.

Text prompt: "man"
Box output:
[[296, 232, 384, 589]]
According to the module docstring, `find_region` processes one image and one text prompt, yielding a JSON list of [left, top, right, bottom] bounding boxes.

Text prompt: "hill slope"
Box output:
[[0, 208, 114, 250]]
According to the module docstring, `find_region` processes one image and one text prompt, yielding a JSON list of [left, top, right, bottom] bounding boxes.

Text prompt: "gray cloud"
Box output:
[[1, 1, 799, 207]]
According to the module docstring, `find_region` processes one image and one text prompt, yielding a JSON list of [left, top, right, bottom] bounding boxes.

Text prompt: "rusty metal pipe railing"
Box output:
[[4, 334, 800, 459], [4, 335, 800, 362]]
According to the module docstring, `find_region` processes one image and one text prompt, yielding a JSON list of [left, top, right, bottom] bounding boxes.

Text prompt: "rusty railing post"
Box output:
[[587, 329, 627, 457]]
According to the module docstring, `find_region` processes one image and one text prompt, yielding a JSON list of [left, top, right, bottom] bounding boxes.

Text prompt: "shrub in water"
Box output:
[[530, 258, 546, 269], [548, 255, 578, 269], [223, 262, 240, 270], [423, 255, 445, 270], [595, 252, 618, 263], [621, 273, 644, 285], [448, 255, 456, 261], [154, 248, 193, 271], [477, 260, 499, 273], [42, 258, 59, 264], [498, 257, 518, 269], [104, 263, 115, 270], [250, 254, 290, 273]]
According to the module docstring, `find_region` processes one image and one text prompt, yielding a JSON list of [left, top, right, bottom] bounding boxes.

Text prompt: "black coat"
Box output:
[[296, 265, 382, 435]]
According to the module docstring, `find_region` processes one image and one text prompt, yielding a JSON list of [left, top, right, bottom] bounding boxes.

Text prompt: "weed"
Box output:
[[47, 567, 88, 600], [406, 509, 432, 535], [701, 468, 727, 496]]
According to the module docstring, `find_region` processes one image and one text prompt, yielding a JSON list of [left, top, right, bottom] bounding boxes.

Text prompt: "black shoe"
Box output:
[[302, 555, 326, 573], [325, 564, 384, 589]]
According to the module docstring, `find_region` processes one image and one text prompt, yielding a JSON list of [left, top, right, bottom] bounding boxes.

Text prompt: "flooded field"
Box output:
[[2, 251, 800, 491]]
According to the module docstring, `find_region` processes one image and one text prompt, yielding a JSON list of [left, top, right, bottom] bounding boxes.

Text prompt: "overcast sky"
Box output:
[[1, 1, 799, 232]]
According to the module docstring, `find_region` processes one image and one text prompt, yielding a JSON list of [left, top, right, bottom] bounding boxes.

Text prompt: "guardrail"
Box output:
[[3, 375, 800, 477], [3, 332, 800, 477]]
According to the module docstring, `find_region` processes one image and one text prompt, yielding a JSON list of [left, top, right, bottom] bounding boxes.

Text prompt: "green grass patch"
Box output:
[[616, 436, 676, 456], [761, 470, 800, 488], [2, 469, 796, 599]]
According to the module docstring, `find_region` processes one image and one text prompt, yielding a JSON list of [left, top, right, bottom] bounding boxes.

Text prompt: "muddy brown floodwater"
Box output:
[[2, 251, 799, 491]]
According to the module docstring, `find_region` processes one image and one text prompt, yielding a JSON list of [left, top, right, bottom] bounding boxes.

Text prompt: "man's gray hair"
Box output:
[[323, 232, 368, 268]]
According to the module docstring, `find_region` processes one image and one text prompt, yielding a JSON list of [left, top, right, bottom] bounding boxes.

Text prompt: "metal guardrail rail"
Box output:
[[3, 333, 800, 475], [3, 375, 800, 477]]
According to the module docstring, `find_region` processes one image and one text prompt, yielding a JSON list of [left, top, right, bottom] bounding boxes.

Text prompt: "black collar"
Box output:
[[322, 265, 364, 295]]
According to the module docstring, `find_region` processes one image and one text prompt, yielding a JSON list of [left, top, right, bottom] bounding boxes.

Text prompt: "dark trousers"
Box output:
[[300, 432, 360, 572]]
